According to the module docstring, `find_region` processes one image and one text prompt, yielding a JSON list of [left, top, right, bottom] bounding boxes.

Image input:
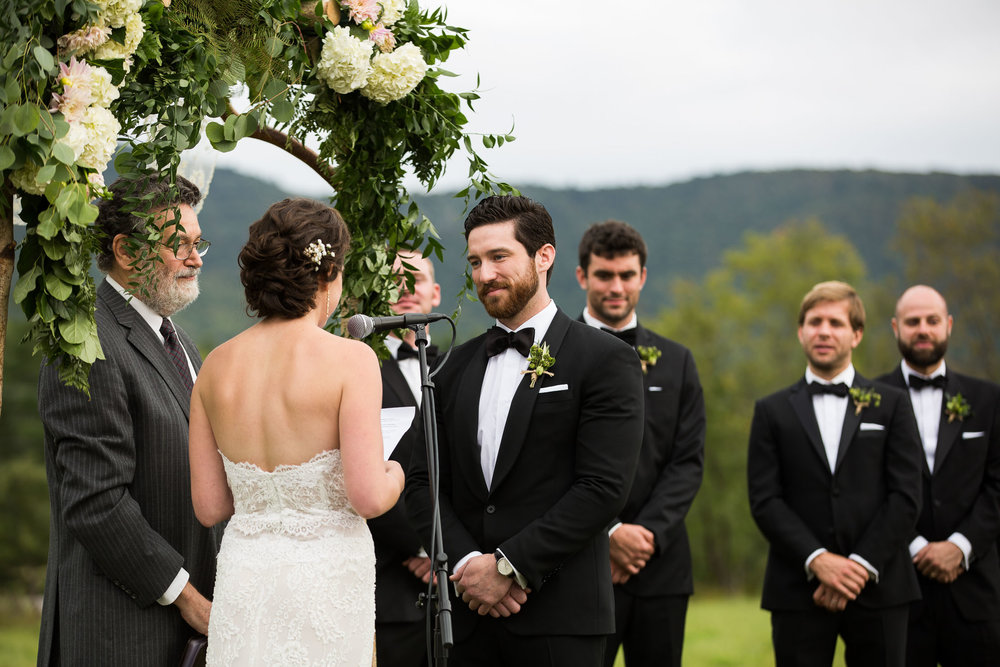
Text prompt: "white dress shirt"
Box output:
[[384, 335, 423, 405], [802, 365, 879, 581], [901, 361, 972, 568], [105, 276, 192, 606]]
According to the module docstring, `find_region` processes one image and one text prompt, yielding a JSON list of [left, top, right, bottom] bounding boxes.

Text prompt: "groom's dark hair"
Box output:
[[577, 220, 647, 274], [463, 195, 556, 283]]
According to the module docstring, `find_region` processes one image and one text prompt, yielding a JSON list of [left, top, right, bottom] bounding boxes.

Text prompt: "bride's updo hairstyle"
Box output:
[[239, 198, 351, 319]]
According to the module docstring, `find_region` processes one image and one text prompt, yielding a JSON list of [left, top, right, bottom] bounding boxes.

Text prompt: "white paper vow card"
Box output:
[[381, 407, 417, 460]]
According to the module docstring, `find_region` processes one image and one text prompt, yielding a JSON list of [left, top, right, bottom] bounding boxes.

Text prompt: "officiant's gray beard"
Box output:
[[144, 263, 200, 317], [479, 265, 539, 321]]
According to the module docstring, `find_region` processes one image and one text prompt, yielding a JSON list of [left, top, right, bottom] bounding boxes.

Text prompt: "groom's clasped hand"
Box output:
[[451, 554, 530, 618]]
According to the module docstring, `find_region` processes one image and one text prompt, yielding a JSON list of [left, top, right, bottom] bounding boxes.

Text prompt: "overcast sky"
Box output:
[[212, 0, 1000, 195]]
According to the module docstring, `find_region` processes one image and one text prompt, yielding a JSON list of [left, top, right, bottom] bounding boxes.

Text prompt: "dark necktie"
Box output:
[[807, 381, 849, 397], [396, 343, 419, 361], [485, 326, 534, 358], [160, 318, 193, 393], [909, 374, 947, 391], [601, 326, 637, 346]]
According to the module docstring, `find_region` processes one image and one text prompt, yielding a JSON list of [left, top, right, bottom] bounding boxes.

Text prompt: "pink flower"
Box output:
[[369, 24, 396, 53], [57, 25, 111, 56], [48, 57, 96, 122], [341, 0, 380, 25]]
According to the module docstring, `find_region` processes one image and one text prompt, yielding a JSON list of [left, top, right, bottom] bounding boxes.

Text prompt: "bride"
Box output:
[[189, 198, 405, 665]]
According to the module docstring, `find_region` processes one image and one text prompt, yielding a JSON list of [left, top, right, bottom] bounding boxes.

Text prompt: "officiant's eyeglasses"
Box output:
[[161, 239, 211, 259]]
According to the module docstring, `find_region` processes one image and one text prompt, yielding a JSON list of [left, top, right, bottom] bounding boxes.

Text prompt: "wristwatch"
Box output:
[[494, 550, 514, 578]]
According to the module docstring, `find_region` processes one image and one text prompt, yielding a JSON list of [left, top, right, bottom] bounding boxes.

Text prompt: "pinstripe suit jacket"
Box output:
[[37, 279, 222, 666]]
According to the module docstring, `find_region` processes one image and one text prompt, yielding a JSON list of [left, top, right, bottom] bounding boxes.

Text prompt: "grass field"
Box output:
[[1, 595, 845, 666]]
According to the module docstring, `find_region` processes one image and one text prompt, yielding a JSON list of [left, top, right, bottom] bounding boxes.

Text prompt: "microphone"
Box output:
[[346, 312, 449, 339]]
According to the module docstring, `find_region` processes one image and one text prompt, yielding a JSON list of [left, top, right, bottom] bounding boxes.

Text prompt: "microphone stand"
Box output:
[[412, 323, 453, 665]]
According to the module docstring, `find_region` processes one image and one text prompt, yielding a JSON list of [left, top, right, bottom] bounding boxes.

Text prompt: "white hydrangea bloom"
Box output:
[[9, 163, 47, 195], [378, 0, 406, 26], [91, 12, 144, 63], [316, 26, 374, 94], [103, 0, 143, 25], [361, 42, 427, 104], [75, 106, 122, 171], [87, 65, 119, 108]]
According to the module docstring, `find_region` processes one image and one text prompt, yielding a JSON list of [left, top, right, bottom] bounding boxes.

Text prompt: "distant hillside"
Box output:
[[11, 169, 1000, 347]]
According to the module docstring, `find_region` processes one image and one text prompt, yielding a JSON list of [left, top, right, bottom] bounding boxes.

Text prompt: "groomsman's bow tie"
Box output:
[[807, 382, 849, 397], [909, 374, 947, 391], [396, 343, 419, 361], [601, 327, 637, 346], [485, 326, 534, 358]]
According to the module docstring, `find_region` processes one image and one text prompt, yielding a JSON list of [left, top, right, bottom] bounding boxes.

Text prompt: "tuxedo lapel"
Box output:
[[788, 379, 829, 471], [456, 338, 490, 500], [934, 373, 965, 473], [490, 310, 571, 492], [99, 281, 192, 419], [835, 376, 865, 471], [881, 368, 931, 477], [382, 356, 418, 408]]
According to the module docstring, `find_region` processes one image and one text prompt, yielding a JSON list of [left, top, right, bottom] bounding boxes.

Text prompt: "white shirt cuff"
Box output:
[[608, 521, 623, 537], [416, 547, 429, 558], [805, 548, 827, 579], [849, 553, 879, 583], [948, 532, 972, 571], [909, 535, 929, 558], [158, 568, 189, 606]]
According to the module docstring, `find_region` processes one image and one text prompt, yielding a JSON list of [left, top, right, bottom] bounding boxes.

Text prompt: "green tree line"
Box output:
[[1, 189, 997, 594]]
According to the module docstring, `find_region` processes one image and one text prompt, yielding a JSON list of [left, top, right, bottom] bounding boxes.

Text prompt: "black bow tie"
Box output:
[[909, 374, 947, 391], [396, 343, 419, 361], [808, 382, 850, 398], [485, 326, 534, 358], [601, 327, 637, 347]]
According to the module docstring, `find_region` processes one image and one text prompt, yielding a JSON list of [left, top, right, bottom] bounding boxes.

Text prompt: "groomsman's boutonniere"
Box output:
[[945, 392, 971, 422], [848, 386, 881, 416], [522, 342, 555, 388], [636, 345, 661, 374]]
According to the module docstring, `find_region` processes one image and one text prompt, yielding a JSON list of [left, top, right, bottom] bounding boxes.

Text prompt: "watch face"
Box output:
[[497, 558, 513, 577]]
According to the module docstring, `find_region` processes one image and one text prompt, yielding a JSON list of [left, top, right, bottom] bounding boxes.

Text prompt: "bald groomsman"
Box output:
[[876, 285, 1000, 667]]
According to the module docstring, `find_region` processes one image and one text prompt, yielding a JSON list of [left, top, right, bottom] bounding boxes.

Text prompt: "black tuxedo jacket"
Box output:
[[876, 366, 1000, 621], [747, 373, 923, 611], [406, 309, 644, 640], [369, 343, 438, 625], [583, 319, 705, 597]]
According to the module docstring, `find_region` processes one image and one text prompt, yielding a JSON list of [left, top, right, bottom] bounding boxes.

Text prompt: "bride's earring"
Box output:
[[325, 284, 331, 321]]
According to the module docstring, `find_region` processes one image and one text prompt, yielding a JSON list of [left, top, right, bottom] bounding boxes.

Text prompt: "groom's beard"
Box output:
[[477, 264, 539, 321]]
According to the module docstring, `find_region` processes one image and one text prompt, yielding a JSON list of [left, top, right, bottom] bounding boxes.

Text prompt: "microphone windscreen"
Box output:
[[346, 314, 374, 339]]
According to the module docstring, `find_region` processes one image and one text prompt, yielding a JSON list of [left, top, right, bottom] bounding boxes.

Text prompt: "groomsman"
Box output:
[[370, 250, 441, 667], [875, 285, 1000, 666], [747, 281, 923, 666], [574, 220, 705, 667], [406, 195, 645, 666], [37, 175, 222, 665]]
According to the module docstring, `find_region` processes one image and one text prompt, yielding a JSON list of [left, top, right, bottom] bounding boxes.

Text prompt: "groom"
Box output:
[[406, 195, 645, 666]]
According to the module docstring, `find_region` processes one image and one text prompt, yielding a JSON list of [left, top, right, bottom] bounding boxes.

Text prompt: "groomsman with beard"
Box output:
[[369, 250, 442, 667], [875, 285, 1000, 666], [747, 281, 923, 667], [574, 220, 705, 667], [406, 195, 645, 666]]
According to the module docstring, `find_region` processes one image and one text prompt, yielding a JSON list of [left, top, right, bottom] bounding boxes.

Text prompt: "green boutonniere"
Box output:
[[636, 345, 661, 374], [522, 342, 555, 388], [945, 393, 971, 422], [848, 386, 881, 416]]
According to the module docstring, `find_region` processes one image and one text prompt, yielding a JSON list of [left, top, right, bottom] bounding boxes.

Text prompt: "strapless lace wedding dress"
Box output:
[[207, 449, 374, 666]]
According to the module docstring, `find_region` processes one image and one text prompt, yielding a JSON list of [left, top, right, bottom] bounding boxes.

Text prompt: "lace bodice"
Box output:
[[220, 448, 364, 538]]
